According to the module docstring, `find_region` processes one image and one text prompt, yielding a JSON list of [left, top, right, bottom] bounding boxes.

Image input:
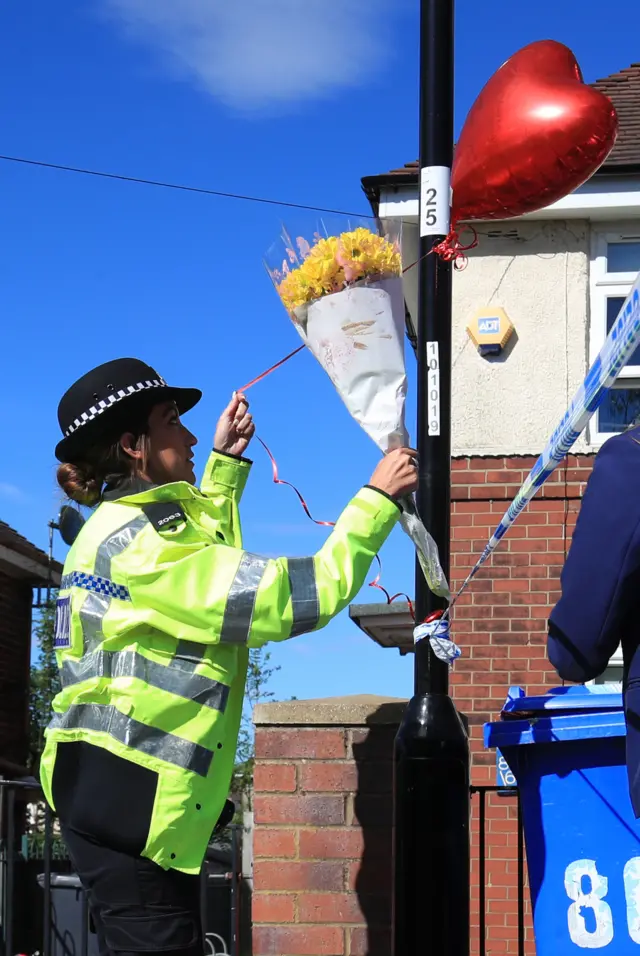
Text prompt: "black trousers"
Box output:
[[61, 826, 203, 956]]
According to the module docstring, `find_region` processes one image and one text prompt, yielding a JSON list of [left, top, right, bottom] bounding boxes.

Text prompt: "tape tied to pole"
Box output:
[[414, 612, 461, 665]]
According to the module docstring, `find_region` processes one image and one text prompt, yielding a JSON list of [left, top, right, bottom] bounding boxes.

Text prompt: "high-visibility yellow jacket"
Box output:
[[40, 451, 399, 873]]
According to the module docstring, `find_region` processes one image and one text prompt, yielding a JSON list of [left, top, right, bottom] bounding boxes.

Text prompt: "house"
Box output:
[[354, 64, 640, 708], [251, 61, 640, 956], [358, 60, 640, 950], [0, 521, 61, 776]]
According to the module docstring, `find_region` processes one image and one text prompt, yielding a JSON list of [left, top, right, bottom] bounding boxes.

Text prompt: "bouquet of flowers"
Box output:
[[265, 222, 449, 600]]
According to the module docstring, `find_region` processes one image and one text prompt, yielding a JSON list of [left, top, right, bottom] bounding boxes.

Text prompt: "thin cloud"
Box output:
[[102, 0, 398, 111], [0, 482, 27, 502]]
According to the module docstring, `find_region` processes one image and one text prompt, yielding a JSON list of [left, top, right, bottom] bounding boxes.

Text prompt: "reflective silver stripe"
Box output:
[[60, 649, 230, 712], [219, 553, 269, 644], [79, 591, 111, 654], [79, 515, 149, 652], [49, 703, 213, 776], [94, 515, 149, 580], [175, 639, 208, 672], [287, 556, 320, 637]]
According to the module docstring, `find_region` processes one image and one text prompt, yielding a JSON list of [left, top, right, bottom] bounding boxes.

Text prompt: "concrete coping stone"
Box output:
[[253, 694, 409, 727]]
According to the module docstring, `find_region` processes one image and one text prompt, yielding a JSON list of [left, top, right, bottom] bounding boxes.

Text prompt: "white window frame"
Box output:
[[589, 226, 640, 445], [586, 646, 624, 688]]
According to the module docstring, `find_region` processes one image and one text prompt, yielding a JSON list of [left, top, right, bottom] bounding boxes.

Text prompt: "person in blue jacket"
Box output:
[[548, 425, 640, 815]]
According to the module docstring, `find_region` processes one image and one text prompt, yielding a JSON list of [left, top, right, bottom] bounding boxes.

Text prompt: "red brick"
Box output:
[[254, 794, 344, 826], [470, 645, 508, 659], [565, 467, 590, 480], [452, 470, 488, 485], [253, 828, 297, 859], [518, 510, 547, 524], [493, 553, 529, 566], [528, 523, 564, 538], [473, 592, 509, 606], [455, 500, 492, 513], [253, 763, 297, 793], [470, 484, 508, 499], [511, 564, 548, 579], [255, 728, 346, 759], [298, 892, 384, 924], [299, 762, 357, 792], [493, 606, 530, 619], [348, 927, 392, 956], [451, 511, 474, 526], [493, 578, 529, 593], [452, 525, 484, 540], [509, 538, 547, 553], [486, 470, 522, 483], [299, 827, 364, 860], [254, 860, 344, 892], [253, 926, 343, 955], [508, 645, 547, 659], [544, 498, 571, 511], [509, 620, 545, 633], [252, 893, 296, 923], [504, 457, 537, 469]]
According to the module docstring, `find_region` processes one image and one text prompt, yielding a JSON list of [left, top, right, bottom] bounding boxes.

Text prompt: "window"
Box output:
[[590, 232, 640, 443], [587, 646, 624, 689]]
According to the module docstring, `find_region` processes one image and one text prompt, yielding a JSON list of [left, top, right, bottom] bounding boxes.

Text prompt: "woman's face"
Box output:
[[122, 401, 198, 485]]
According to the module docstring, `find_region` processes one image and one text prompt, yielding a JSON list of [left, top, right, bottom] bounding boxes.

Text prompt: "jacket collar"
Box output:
[[102, 475, 158, 502], [101, 476, 204, 505]]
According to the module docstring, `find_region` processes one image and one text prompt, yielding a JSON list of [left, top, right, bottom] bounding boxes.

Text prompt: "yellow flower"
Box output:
[[275, 228, 401, 311], [337, 228, 401, 281]]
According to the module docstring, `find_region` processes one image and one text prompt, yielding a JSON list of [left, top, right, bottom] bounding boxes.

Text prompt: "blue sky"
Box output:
[[3, 0, 639, 701]]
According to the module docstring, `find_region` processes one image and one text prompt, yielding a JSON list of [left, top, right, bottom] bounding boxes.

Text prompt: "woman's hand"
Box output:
[[369, 447, 419, 499], [214, 393, 255, 457]]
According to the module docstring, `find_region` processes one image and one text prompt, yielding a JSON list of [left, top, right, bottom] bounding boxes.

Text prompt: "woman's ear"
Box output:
[[120, 432, 145, 462]]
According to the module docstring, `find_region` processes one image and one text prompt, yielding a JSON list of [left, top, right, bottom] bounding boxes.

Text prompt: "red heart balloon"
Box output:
[[451, 40, 618, 224]]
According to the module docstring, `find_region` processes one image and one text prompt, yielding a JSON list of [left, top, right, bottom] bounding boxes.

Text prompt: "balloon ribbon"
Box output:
[[257, 434, 413, 617]]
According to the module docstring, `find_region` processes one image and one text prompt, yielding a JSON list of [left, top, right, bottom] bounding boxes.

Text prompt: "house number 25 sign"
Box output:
[[565, 858, 640, 947]]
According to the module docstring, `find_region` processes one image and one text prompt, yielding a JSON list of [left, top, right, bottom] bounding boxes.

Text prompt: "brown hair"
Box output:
[[57, 407, 152, 506]]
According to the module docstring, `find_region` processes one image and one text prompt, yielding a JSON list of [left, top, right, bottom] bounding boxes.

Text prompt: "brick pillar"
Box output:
[[449, 452, 592, 955], [252, 695, 404, 956]]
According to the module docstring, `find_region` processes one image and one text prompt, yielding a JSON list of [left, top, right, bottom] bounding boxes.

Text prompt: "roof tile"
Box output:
[[0, 520, 63, 579], [364, 61, 640, 190]]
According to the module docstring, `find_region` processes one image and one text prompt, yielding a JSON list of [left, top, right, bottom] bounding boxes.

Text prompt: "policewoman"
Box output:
[[41, 358, 418, 956]]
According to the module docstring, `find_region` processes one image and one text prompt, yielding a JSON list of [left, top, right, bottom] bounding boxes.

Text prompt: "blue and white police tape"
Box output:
[[451, 269, 640, 606], [414, 618, 461, 665]]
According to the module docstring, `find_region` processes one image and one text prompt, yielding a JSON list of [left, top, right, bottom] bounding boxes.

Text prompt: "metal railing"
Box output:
[[3, 778, 527, 956], [0, 780, 243, 956], [471, 784, 526, 956]]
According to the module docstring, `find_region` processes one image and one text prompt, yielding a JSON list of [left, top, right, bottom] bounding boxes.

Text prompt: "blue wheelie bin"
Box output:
[[485, 684, 640, 955]]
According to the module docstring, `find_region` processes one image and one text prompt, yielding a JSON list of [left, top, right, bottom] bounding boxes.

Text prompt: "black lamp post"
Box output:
[[392, 1, 471, 953]]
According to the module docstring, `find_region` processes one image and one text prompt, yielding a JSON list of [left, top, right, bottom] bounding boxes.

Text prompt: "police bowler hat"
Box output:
[[55, 358, 201, 462]]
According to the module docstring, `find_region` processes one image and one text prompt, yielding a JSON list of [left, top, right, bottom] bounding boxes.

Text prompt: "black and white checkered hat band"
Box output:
[[64, 379, 167, 437]]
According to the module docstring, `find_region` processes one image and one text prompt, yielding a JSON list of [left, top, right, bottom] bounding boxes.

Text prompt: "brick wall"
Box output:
[[0, 571, 33, 768], [450, 453, 593, 757], [253, 454, 595, 955], [450, 453, 593, 954], [253, 699, 402, 956]]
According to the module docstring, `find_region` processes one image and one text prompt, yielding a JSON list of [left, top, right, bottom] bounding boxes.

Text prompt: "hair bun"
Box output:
[[57, 462, 101, 507]]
